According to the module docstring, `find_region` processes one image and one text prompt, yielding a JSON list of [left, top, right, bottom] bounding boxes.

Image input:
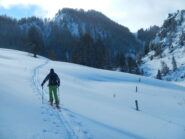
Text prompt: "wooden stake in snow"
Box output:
[[139, 78, 141, 82], [136, 86, 138, 92], [135, 100, 139, 111]]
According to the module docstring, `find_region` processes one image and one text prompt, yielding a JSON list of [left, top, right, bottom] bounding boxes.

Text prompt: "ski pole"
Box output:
[[58, 87, 60, 104], [42, 86, 44, 104]]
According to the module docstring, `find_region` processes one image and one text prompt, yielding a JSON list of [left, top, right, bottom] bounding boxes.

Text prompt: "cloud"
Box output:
[[109, 0, 185, 31], [0, 4, 47, 18], [0, 0, 112, 17], [0, 0, 184, 31]]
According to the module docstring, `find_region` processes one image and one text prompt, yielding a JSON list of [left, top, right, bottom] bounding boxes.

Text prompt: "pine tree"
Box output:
[[48, 49, 57, 60], [27, 26, 43, 57], [115, 52, 126, 72], [156, 70, 162, 80], [94, 38, 109, 69], [172, 56, 177, 71], [71, 33, 95, 67], [140, 69, 144, 75], [161, 61, 169, 76], [127, 56, 139, 74]]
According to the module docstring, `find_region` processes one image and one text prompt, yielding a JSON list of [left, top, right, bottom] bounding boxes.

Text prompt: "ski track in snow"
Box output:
[[32, 59, 185, 139], [32, 60, 75, 139], [32, 59, 92, 139], [32, 60, 146, 139], [1, 49, 185, 139], [61, 107, 146, 139]]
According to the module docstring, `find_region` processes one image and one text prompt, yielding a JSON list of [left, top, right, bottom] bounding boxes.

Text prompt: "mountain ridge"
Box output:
[[141, 10, 185, 81], [0, 8, 142, 72]]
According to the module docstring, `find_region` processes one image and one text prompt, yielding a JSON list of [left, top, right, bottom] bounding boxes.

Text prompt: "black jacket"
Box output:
[[42, 72, 60, 86]]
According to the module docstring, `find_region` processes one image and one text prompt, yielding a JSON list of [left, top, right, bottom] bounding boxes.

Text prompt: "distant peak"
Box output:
[[54, 8, 111, 23]]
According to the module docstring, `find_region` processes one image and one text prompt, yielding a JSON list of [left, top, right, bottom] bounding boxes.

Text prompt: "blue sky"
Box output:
[[0, 4, 47, 18], [0, 0, 184, 32]]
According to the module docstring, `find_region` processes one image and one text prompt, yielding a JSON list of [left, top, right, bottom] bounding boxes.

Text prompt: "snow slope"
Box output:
[[0, 48, 185, 139], [141, 10, 185, 81]]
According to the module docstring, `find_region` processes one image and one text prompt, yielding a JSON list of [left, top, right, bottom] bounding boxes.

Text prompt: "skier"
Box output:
[[41, 68, 60, 108]]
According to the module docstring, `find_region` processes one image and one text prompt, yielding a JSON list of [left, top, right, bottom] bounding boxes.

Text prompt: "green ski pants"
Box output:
[[49, 85, 59, 105]]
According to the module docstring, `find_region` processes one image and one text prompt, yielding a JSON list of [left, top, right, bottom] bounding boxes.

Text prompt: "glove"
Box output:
[[57, 82, 60, 87], [41, 83, 44, 87]]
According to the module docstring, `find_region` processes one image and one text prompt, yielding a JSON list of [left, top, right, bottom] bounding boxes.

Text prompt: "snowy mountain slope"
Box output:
[[0, 49, 74, 139], [0, 48, 185, 139], [141, 10, 185, 81], [53, 8, 141, 52]]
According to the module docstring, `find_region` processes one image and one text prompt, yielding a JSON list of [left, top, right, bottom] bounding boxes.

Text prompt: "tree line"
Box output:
[[0, 11, 141, 74]]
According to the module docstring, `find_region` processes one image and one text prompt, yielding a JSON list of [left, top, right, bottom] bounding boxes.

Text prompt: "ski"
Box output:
[[54, 105, 61, 112], [51, 103, 61, 112], [56, 106, 61, 112], [47, 101, 61, 111]]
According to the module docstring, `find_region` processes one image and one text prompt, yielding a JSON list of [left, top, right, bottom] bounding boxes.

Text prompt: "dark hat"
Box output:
[[50, 68, 54, 73]]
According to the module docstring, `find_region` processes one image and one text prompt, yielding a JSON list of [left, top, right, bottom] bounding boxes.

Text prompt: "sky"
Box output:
[[0, 0, 184, 32]]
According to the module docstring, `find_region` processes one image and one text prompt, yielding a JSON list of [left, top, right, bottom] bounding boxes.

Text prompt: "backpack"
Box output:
[[49, 73, 58, 85]]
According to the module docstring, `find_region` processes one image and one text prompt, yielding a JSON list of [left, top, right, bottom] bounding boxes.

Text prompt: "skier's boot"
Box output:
[[56, 103, 60, 109], [49, 101, 53, 106]]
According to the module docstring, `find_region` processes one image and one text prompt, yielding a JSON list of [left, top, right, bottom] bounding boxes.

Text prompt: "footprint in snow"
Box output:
[[83, 131, 88, 134], [43, 118, 47, 122], [41, 112, 45, 114], [42, 129, 47, 133], [178, 102, 183, 106], [69, 114, 75, 118], [77, 122, 82, 126]]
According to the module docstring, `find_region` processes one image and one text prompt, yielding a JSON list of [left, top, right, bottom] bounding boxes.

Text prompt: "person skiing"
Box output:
[[41, 68, 60, 107]]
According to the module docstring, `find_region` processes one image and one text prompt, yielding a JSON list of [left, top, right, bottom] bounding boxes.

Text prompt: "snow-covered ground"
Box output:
[[141, 47, 185, 81], [0, 48, 185, 139], [141, 10, 185, 82]]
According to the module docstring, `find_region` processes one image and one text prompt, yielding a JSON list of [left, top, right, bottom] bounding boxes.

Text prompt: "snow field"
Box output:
[[0, 48, 185, 139]]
